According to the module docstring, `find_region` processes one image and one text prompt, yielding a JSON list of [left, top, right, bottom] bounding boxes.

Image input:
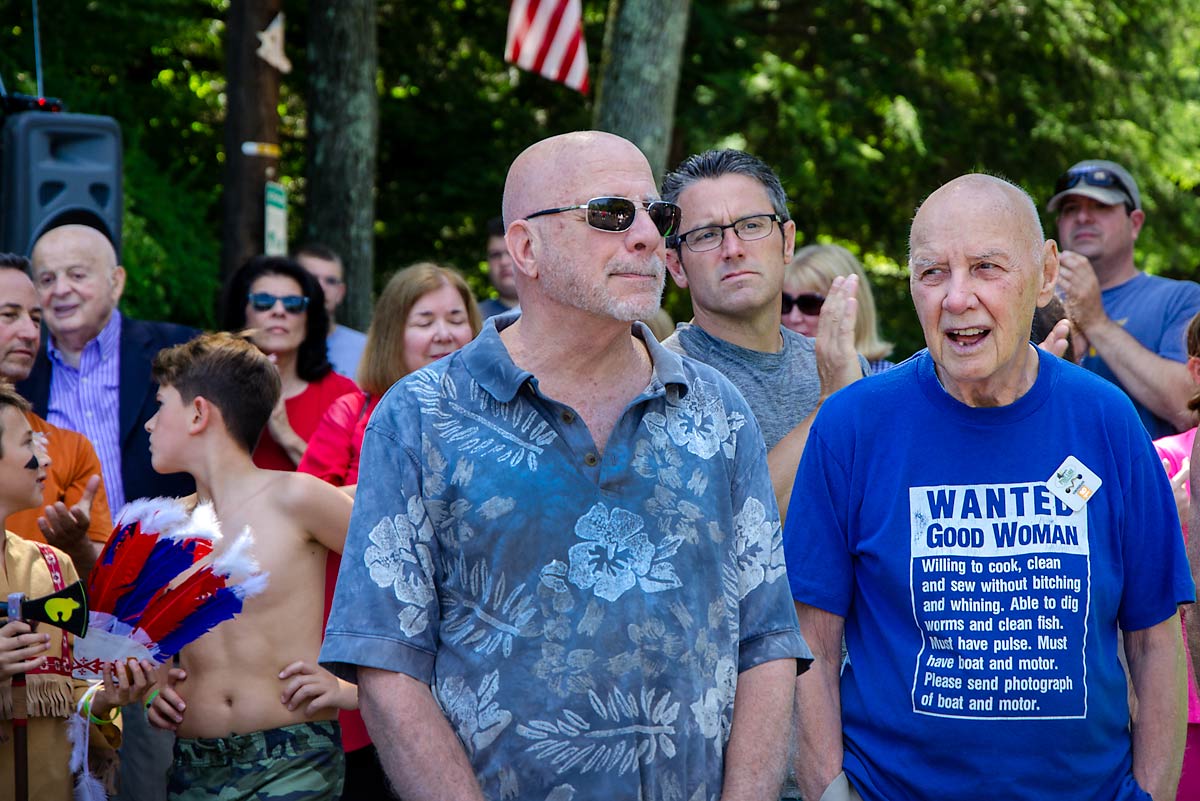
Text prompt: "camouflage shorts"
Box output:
[[167, 720, 344, 801]]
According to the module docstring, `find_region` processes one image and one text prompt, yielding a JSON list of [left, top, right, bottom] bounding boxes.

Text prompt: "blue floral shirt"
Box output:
[[321, 316, 810, 801]]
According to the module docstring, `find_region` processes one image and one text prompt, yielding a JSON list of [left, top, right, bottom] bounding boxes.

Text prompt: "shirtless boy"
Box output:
[[142, 332, 355, 800]]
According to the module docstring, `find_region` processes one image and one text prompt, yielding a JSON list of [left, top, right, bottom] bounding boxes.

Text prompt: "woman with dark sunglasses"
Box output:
[[784, 244, 897, 374], [221, 255, 358, 470]]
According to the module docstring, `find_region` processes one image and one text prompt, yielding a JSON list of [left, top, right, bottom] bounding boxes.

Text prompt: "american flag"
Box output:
[[505, 0, 590, 93]]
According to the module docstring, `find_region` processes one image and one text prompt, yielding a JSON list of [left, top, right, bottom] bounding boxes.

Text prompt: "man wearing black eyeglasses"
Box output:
[[1049, 159, 1200, 439], [660, 149, 865, 521], [321, 131, 810, 801]]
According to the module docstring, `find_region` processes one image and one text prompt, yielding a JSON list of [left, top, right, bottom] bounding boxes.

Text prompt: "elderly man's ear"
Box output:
[[1037, 240, 1060, 306], [110, 265, 128, 304]]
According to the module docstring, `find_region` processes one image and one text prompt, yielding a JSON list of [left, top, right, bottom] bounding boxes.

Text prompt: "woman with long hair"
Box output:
[[222, 255, 358, 469], [298, 261, 481, 486], [784, 244, 896, 373]]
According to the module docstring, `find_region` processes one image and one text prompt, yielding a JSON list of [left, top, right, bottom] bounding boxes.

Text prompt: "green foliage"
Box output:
[[671, 0, 1200, 356], [0, 0, 224, 326], [366, 1, 601, 298], [4, 0, 1199, 355]]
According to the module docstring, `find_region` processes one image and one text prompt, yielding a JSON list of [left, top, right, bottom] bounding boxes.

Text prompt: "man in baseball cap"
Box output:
[[1050, 158, 1200, 438]]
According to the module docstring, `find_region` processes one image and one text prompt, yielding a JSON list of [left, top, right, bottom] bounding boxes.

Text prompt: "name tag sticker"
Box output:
[[1047, 456, 1102, 512]]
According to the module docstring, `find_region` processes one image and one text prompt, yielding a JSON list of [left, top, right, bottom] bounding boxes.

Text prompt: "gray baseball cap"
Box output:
[[1047, 159, 1141, 213]]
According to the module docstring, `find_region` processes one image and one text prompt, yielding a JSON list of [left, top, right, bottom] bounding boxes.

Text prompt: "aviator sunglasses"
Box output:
[[782, 292, 825, 316], [524, 196, 682, 237], [247, 292, 310, 313], [1053, 167, 1136, 209]]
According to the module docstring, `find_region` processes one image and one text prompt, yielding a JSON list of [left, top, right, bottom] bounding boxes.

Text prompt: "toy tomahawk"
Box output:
[[2, 581, 89, 801]]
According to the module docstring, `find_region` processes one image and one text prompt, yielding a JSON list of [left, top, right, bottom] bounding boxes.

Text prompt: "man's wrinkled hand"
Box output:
[[37, 473, 100, 552], [815, 275, 862, 400], [1057, 251, 1106, 332]]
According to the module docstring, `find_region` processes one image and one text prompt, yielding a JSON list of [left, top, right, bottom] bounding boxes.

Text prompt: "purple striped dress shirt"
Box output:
[[47, 311, 126, 511]]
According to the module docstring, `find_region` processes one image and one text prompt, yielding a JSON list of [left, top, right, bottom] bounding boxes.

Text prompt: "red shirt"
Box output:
[[252, 371, 359, 471], [294, 386, 380, 754], [297, 392, 379, 486]]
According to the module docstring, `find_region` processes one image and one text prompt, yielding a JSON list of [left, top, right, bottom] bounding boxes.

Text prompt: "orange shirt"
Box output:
[[6, 412, 112, 545]]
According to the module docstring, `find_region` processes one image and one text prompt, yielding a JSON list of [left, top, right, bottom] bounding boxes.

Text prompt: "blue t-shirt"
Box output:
[[785, 347, 1194, 801], [1083, 272, 1200, 439], [322, 316, 810, 800]]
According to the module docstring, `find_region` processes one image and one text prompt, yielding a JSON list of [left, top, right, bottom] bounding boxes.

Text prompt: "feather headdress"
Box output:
[[73, 497, 268, 678]]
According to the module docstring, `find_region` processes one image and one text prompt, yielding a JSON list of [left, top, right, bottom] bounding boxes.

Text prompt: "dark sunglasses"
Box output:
[[1053, 167, 1135, 209], [247, 292, 309, 313], [782, 292, 824, 316], [524, 196, 682, 237]]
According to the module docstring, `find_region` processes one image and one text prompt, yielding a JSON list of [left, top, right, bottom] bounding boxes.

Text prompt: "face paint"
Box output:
[[24, 453, 38, 470]]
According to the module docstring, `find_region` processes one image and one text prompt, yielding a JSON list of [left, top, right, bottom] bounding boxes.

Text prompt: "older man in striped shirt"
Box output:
[[19, 222, 196, 513], [17, 221, 198, 801]]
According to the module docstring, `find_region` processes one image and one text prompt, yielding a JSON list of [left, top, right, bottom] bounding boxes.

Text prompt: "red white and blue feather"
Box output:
[[72, 497, 268, 679]]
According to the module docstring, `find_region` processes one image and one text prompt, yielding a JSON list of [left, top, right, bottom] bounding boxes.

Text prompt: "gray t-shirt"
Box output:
[[663, 323, 864, 450]]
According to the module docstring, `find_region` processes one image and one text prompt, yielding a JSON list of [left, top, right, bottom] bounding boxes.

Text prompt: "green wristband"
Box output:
[[86, 698, 119, 726]]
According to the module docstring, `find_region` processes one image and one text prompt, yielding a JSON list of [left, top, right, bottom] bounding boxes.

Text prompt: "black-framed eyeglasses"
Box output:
[[247, 292, 309, 313], [668, 213, 782, 252], [1053, 167, 1135, 210], [524, 196, 682, 238], [782, 292, 824, 316]]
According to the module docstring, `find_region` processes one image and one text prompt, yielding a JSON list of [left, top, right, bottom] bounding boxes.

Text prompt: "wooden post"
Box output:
[[221, 0, 284, 284]]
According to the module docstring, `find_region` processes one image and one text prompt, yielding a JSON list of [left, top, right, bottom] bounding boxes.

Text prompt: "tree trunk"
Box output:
[[302, 0, 379, 331], [221, 0, 283, 284], [592, 0, 692, 182]]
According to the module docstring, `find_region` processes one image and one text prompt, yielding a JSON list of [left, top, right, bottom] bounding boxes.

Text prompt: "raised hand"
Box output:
[[38, 473, 101, 553], [815, 274, 863, 399], [1037, 318, 1072, 360], [1057, 251, 1106, 332], [1163, 457, 1190, 527]]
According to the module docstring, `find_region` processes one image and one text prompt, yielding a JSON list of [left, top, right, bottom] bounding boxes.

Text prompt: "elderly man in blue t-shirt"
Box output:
[[321, 131, 810, 801], [787, 174, 1192, 801], [1050, 159, 1200, 439]]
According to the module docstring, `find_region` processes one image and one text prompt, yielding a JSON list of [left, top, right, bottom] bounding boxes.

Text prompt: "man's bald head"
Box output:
[[911, 174, 1046, 271], [32, 224, 119, 273], [501, 131, 651, 228], [500, 131, 666, 325], [30, 223, 126, 353], [907, 173, 1059, 407]]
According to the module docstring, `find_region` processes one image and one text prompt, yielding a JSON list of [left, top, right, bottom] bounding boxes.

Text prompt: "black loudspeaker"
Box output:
[[0, 111, 123, 258], [1, 582, 90, 637]]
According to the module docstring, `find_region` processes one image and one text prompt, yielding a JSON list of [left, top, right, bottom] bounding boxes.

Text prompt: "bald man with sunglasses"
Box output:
[[660, 149, 866, 521], [321, 131, 810, 801], [1051, 159, 1200, 438]]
